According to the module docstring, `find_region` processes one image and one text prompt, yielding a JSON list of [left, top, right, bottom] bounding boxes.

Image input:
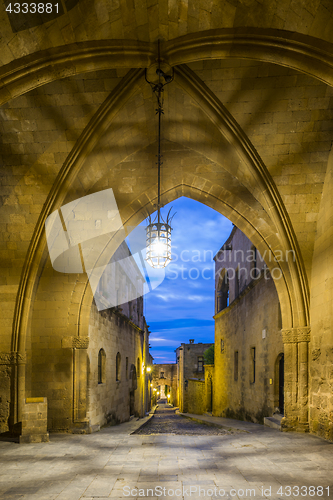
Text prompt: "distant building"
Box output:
[[151, 363, 178, 406], [176, 340, 214, 413]]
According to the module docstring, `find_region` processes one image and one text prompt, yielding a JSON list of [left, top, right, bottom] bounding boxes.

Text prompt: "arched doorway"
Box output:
[[275, 353, 284, 415], [206, 375, 213, 413], [129, 364, 137, 417]]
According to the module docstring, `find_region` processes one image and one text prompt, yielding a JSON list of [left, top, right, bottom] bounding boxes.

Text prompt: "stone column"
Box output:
[[0, 352, 27, 434], [62, 336, 90, 432], [281, 327, 310, 432]]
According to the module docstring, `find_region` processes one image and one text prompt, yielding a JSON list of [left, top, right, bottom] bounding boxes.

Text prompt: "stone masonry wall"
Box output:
[[214, 273, 283, 424], [187, 379, 206, 415], [309, 148, 333, 441], [176, 342, 213, 413], [87, 305, 145, 428]]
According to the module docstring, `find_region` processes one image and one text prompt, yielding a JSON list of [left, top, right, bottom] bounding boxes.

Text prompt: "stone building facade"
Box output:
[[214, 227, 284, 424], [176, 341, 214, 413], [0, 240, 151, 437]]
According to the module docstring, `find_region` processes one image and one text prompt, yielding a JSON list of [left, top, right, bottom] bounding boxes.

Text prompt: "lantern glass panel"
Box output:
[[146, 221, 172, 268]]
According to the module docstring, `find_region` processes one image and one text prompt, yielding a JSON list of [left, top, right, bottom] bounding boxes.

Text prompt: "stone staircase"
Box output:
[[264, 413, 283, 430]]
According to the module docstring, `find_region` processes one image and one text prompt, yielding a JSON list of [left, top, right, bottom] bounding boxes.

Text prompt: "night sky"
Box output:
[[136, 197, 233, 364]]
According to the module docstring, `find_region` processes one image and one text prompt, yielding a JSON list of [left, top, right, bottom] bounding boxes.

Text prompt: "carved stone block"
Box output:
[[281, 327, 311, 344], [62, 337, 89, 349]]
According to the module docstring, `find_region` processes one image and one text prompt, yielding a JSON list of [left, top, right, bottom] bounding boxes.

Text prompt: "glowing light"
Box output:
[[146, 221, 172, 269], [146, 366, 152, 373]]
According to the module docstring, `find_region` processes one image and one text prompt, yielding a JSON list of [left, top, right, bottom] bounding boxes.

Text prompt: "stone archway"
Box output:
[[4, 27, 325, 434]]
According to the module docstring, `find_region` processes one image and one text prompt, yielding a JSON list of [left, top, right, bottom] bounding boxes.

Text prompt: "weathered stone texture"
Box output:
[[176, 342, 213, 413], [0, 364, 11, 433], [187, 379, 206, 415], [1, 0, 333, 66], [19, 398, 49, 443], [309, 148, 333, 441], [214, 228, 283, 424], [87, 304, 148, 428]]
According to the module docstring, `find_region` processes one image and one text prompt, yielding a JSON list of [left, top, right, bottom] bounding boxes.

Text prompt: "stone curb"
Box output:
[[178, 412, 250, 433], [129, 405, 158, 435]]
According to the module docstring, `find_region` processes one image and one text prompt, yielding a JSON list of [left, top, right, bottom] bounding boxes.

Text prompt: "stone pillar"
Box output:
[[0, 352, 26, 434], [19, 398, 49, 444], [281, 327, 310, 432], [62, 336, 90, 432], [204, 364, 214, 414]]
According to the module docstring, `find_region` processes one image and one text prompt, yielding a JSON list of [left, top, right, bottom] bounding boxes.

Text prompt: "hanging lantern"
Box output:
[[146, 209, 173, 269]]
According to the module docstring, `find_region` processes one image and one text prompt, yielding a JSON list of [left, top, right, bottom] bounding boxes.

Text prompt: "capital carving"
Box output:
[[281, 327, 311, 344], [0, 351, 26, 364], [62, 337, 89, 349]]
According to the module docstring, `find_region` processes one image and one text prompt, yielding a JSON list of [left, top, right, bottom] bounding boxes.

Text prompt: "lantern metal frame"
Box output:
[[145, 43, 175, 269], [146, 208, 174, 268]]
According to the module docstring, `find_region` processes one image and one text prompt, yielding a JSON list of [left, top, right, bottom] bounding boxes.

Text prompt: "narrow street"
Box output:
[[135, 400, 239, 436]]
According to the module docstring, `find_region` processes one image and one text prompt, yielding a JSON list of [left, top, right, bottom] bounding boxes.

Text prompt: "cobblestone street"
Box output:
[[135, 402, 239, 436]]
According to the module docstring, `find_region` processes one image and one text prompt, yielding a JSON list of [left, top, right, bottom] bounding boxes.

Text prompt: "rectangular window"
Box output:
[[252, 246, 258, 278], [197, 356, 204, 373], [250, 347, 256, 383], [234, 351, 238, 381], [126, 357, 128, 380], [235, 267, 240, 297]]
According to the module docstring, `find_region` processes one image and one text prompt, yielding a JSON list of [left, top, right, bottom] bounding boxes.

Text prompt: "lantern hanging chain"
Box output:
[[144, 40, 174, 226], [156, 40, 163, 223]]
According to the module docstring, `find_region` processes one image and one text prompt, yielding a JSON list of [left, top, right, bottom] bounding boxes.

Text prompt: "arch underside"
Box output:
[[4, 26, 323, 378]]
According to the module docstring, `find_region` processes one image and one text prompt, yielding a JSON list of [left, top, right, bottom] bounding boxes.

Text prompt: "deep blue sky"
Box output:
[[137, 197, 233, 364]]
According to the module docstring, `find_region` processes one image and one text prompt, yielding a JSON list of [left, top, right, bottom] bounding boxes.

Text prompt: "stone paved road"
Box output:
[[135, 404, 239, 436], [1, 410, 333, 500]]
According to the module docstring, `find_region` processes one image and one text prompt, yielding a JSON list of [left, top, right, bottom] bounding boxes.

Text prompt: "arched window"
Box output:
[[217, 270, 229, 312], [98, 348, 106, 384], [137, 357, 140, 378], [251, 245, 258, 279], [116, 352, 121, 381], [235, 267, 240, 297]]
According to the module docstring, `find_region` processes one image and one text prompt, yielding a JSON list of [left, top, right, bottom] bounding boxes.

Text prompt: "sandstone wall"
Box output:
[[309, 148, 333, 441], [176, 342, 213, 413], [214, 274, 283, 424], [87, 305, 147, 428], [187, 379, 206, 415]]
